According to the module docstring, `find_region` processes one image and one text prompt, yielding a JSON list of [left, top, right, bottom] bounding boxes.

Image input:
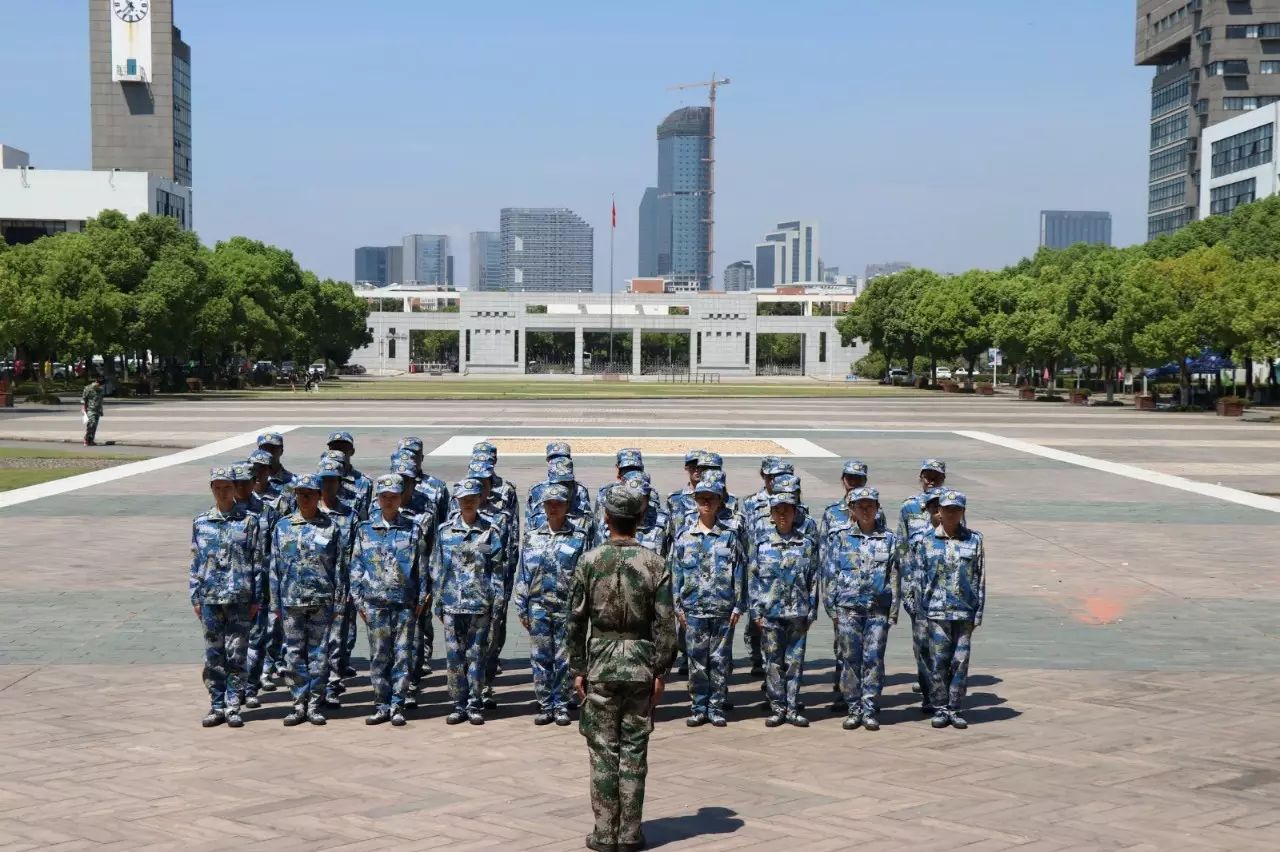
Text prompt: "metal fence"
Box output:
[[658, 371, 721, 384], [525, 360, 576, 375], [756, 362, 803, 377]]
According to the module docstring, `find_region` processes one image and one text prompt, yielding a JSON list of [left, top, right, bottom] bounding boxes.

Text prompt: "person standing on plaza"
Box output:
[[912, 490, 985, 730], [270, 474, 341, 727], [515, 484, 592, 726], [316, 456, 361, 708], [432, 478, 506, 725], [243, 450, 285, 707], [567, 481, 677, 852], [80, 375, 105, 446], [190, 467, 264, 728], [350, 474, 429, 726], [902, 487, 944, 713], [326, 431, 373, 520], [668, 477, 746, 727], [749, 491, 819, 728], [823, 487, 901, 731]]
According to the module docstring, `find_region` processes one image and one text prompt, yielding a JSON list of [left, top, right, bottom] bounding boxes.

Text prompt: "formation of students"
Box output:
[[189, 431, 986, 731]]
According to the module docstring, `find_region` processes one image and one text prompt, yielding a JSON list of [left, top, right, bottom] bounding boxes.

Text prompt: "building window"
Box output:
[[1148, 208, 1192, 240], [1151, 76, 1190, 117], [1262, 61, 1280, 74], [1149, 177, 1187, 213], [1210, 123, 1273, 177], [1224, 96, 1280, 111], [1205, 59, 1249, 77], [744, 333, 750, 365], [695, 332, 701, 364], [465, 330, 471, 361], [388, 339, 396, 359], [1210, 178, 1256, 215], [514, 330, 519, 362], [1150, 143, 1191, 180], [1151, 110, 1189, 148], [818, 332, 827, 363]]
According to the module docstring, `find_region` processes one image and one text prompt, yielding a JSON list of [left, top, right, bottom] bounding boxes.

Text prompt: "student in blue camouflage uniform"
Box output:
[[326, 431, 373, 520], [388, 454, 441, 698], [270, 474, 341, 727], [602, 471, 667, 557], [897, 458, 947, 544], [749, 491, 819, 728], [742, 457, 794, 675], [242, 451, 284, 709], [473, 441, 519, 523], [190, 467, 264, 728], [396, 438, 449, 530], [593, 447, 645, 521], [902, 487, 944, 713], [314, 457, 361, 707], [432, 478, 507, 725], [823, 487, 901, 731], [257, 432, 295, 507], [515, 483, 593, 725], [668, 477, 747, 727], [527, 451, 593, 528], [664, 449, 704, 520], [351, 474, 429, 727], [694, 451, 745, 525], [912, 490, 985, 730]]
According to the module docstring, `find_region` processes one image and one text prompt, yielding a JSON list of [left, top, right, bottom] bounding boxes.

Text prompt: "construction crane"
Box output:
[[668, 74, 730, 290]]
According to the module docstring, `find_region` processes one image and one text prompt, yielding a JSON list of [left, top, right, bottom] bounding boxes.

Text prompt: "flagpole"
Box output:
[[609, 194, 615, 370]]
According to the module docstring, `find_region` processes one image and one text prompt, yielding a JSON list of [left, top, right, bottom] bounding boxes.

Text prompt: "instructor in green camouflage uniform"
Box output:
[[81, 375, 104, 446], [568, 481, 677, 852]]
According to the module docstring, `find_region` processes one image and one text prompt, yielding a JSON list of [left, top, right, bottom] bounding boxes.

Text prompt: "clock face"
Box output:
[[112, 0, 150, 24]]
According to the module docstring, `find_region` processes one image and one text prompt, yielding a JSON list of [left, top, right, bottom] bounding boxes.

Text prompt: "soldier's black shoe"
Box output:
[[709, 713, 728, 728], [321, 693, 341, 708], [911, 683, 922, 693], [307, 709, 327, 726], [765, 713, 786, 728], [201, 709, 225, 728], [788, 713, 809, 728], [949, 711, 968, 730], [862, 714, 880, 731], [283, 707, 306, 727], [585, 835, 616, 852], [342, 666, 357, 678], [686, 713, 708, 727], [244, 696, 261, 709], [258, 677, 277, 692], [830, 698, 848, 714], [366, 708, 392, 725], [534, 711, 554, 726], [446, 710, 467, 725], [225, 711, 244, 728], [391, 708, 407, 727], [842, 713, 862, 731], [554, 707, 572, 726], [931, 710, 951, 729], [467, 710, 485, 725], [749, 663, 765, 677], [404, 694, 418, 709]]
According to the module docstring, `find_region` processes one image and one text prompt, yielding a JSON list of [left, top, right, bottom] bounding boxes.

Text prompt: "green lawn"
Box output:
[[0, 448, 143, 461], [0, 467, 98, 491], [226, 379, 926, 400]]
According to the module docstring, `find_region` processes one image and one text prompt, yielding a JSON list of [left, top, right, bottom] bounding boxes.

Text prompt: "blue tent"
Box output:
[[1144, 350, 1235, 380]]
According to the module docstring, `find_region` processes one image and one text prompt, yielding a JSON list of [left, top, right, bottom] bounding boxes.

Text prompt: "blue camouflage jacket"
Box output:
[[350, 511, 428, 608], [822, 523, 902, 621], [265, 469, 297, 516], [749, 526, 820, 621], [188, 506, 264, 606], [820, 498, 887, 545], [270, 512, 341, 608], [338, 470, 373, 521], [513, 521, 591, 618], [431, 514, 506, 615], [896, 493, 932, 550], [910, 526, 986, 624], [525, 480, 591, 528], [492, 474, 519, 523], [321, 502, 360, 596], [590, 504, 667, 556], [668, 520, 747, 618]]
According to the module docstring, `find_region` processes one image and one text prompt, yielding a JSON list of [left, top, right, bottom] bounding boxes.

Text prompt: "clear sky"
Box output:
[[1, 0, 1152, 290]]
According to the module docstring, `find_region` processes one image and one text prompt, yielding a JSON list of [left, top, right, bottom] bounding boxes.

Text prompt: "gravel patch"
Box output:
[[0, 457, 130, 471]]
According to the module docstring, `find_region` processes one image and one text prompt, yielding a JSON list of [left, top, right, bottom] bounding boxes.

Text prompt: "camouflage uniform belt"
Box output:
[[592, 629, 651, 641]]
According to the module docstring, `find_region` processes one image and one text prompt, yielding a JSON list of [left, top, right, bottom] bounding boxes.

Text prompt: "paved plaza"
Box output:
[[1, 395, 1279, 850]]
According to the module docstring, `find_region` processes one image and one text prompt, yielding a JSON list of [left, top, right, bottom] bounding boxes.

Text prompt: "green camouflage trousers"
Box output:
[[84, 411, 101, 443], [580, 680, 653, 847]]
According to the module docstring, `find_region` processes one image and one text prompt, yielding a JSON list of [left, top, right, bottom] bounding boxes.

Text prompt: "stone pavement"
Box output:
[[1, 397, 1279, 849]]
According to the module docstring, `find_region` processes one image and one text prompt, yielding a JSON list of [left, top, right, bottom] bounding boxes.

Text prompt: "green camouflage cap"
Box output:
[[601, 482, 645, 519]]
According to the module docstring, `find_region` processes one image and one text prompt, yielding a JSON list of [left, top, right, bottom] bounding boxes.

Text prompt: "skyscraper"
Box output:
[[90, 0, 192, 188], [752, 220, 820, 288], [656, 107, 712, 289], [470, 230, 502, 291], [499, 208, 593, 292], [723, 260, 755, 292], [1039, 211, 1113, 249], [1136, 1, 1280, 239], [637, 187, 660, 277], [402, 234, 452, 286], [354, 246, 391, 286]]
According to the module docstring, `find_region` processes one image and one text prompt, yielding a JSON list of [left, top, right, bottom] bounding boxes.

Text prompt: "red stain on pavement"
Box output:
[[1079, 596, 1125, 625]]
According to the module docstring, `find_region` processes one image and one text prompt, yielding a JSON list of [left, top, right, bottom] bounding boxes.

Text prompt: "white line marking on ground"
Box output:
[[427, 434, 839, 458], [0, 425, 294, 509], [304, 424, 949, 435], [955, 430, 1280, 514]]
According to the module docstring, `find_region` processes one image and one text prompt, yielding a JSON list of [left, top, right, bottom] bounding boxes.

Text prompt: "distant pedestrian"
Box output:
[[81, 375, 105, 446]]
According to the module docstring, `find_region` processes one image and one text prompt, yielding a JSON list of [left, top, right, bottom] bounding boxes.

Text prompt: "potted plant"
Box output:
[[1216, 395, 1247, 417], [1135, 393, 1155, 411], [1068, 387, 1092, 405], [1018, 386, 1036, 400], [976, 382, 995, 396]]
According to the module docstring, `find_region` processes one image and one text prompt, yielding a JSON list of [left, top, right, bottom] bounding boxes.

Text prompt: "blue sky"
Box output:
[[1, 1, 1151, 290]]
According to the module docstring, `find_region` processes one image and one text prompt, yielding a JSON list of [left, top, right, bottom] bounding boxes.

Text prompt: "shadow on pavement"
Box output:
[[644, 807, 744, 848]]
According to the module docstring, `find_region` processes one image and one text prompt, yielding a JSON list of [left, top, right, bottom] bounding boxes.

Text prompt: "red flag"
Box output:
[[611, 200, 616, 228]]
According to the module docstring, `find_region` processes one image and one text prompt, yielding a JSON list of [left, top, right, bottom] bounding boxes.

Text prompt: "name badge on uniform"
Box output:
[[314, 535, 331, 548]]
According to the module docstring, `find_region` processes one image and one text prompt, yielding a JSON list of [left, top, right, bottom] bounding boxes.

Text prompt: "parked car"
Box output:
[[309, 361, 327, 379], [280, 361, 297, 380], [935, 367, 952, 380]]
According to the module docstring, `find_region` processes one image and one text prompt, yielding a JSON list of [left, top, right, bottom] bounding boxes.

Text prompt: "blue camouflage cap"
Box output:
[[546, 441, 572, 460], [772, 472, 801, 494], [473, 441, 497, 456], [693, 477, 726, 496], [248, 449, 274, 468], [920, 458, 947, 475], [842, 459, 869, 477], [696, 450, 724, 469], [621, 469, 651, 493], [256, 431, 284, 448], [326, 431, 355, 447], [389, 449, 417, 468], [764, 457, 793, 476], [684, 448, 704, 465], [322, 448, 348, 464], [397, 437, 424, 453], [602, 482, 646, 518], [390, 459, 418, 479], [471, 448, 497, 465], [939, 489, 966, 509], [924, 487, 945, 504], [294, 473, 323, 492], [848, 486, 880, 504], [542, 483, 571, 503], [699, 469, 726, 487], [209, 465, 234, 483], [230, 462, 254, 483], [768, 491, 798, 507], [317, 457, 344, 478], [616, 448, 644, 471], [467, 459, 495, 479], [759, 455, 780, 472], [453, 478, 484, 498], [547, 456, 575, 483], [374, 473, 403, 495]]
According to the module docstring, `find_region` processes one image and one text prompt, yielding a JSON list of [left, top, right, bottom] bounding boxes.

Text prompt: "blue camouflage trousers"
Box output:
[[365, 604, 416, 711], [527, 602, 570, 711], [834, 610, 890, 715], [910, 611, 933, 710], [759, 616, 808, 715], [443, 611, 492, 712], [925, 619, 975, 712], [326, 600, 358, 696], [245, 603, 270, 695], [282, 604, 334, 707], [410, 608, 435, 681], [485, 596, 510, 680], [200, 603, 252, 711], [684, 615, 735, 715]]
